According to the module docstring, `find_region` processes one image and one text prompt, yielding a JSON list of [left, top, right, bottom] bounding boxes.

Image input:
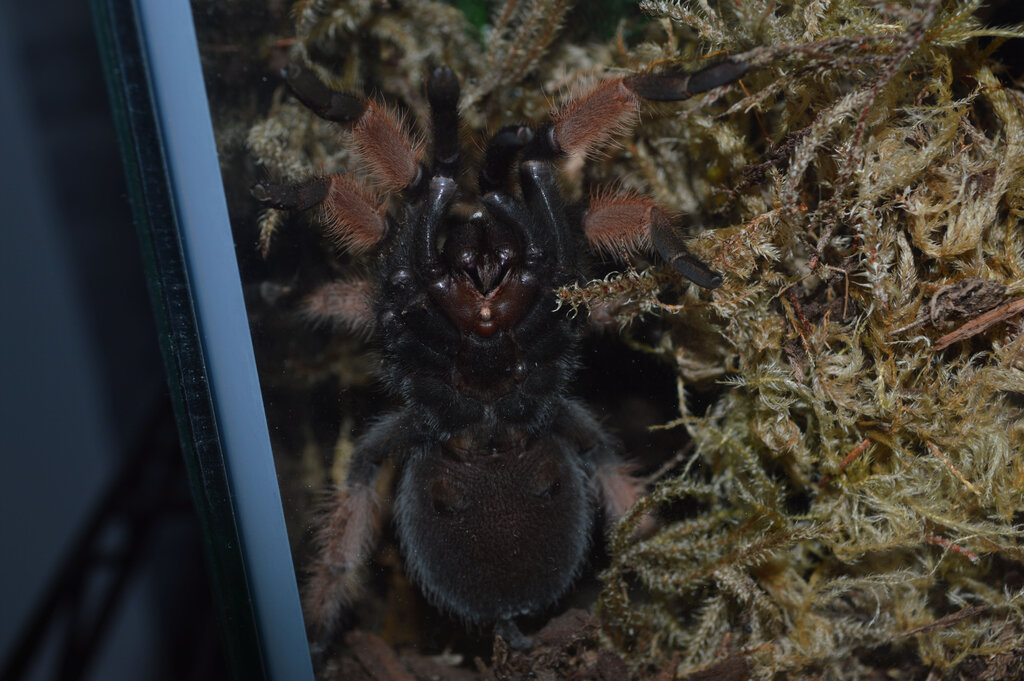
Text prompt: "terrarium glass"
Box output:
[[101, 0, 1024, 679]]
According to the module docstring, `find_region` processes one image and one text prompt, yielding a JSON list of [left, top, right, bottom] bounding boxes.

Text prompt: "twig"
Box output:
[[645, 440, 696, 484], [818, 436, 872, 487], [924, 534, 980, 563], [894, 605, 989, 639], [933, 297, 1024, 350], [926, 440, 981, 498]]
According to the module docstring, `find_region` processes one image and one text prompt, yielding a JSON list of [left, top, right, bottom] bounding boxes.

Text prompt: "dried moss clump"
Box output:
[[243, 0, 1024, 678], [590, 1, 1024, 678]]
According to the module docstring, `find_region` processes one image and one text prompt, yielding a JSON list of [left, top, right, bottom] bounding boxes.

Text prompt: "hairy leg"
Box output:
[[555, 400, 650, 528], [303, 485, 380, 665], [549, 58, 749, 159], [520, 59, 748, 288], [302, 411, 422, 665], [584, 188, 722, 288], [301, 278, 375, 334], [282, 64, 423, 191]]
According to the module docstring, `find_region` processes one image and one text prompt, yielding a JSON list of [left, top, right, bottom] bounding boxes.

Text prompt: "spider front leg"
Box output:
[[254, 66, 467, 330], [584, 188, 723, 288], [252, 64, 426, 250], [545, 58, 749, 159], [534, 58, 749, 288], [281, 63, 425, 191]]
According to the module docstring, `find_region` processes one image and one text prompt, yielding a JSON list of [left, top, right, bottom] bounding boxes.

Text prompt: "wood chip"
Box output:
[[890, 277, 1007, 336], [681, 653, 750, 681], [934, 296, 1024, 350], [895, 605, 989, 639], [345, 631, 417, 681]]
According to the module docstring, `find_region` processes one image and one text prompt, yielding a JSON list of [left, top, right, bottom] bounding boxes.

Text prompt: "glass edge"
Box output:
[[89, 1, 312, 679]]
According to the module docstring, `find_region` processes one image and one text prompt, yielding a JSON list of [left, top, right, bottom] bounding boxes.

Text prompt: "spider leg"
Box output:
[[494, 617, 533, 650], [517, 59, 747, 287], [426, 66, 461, 178], [558, 400, 651, 529], [303, 411, 420, 665], [584, 189, 722, 288], [255, 66, 465, 255], [649, 212, 723, 288], [283, 64, 423, 191], [414, 175, 458, 278], [547, 58, 749, 159], [279, 63, 367, 122], [252, 174, 387, 254], [478, 125, 534, 193], [251, 176, 331, 211], [622, 59, 749, 102], [251, 64, 426, 249], [304, 485, 380, 666], [301, 277, 375, 333], [518, 158, 574, 276]]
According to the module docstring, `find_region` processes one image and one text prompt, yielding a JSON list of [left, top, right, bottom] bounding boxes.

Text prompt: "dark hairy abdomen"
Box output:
[[394, 437, 593, 624]]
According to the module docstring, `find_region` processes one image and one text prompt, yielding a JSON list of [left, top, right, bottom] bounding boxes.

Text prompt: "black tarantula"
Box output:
[[254, 57, 748, 659]]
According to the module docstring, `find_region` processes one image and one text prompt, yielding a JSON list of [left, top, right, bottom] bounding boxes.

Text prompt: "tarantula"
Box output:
[[254, 58, 747, 659]]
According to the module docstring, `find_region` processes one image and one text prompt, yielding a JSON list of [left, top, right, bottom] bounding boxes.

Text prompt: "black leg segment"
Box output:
[[482, 190, 545, 267], [649, 218, 723, 289], [281, 64, 368, 122], [624, 59, 749, 102], [414, 176, 458, 277], [519, 160, 573, 274], [426, 66, 462, 178], [478, 125, 534, 193], [251, 176, 331, 211]]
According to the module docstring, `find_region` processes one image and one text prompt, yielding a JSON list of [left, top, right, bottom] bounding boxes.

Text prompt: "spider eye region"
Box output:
[[432, 218, 538, 337]]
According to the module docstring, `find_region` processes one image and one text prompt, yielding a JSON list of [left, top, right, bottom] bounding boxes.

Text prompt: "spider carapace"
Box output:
[[254, 58, 747, 661]]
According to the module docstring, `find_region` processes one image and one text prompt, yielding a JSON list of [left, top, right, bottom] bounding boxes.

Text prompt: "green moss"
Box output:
[[247, 1, 1024, 677]]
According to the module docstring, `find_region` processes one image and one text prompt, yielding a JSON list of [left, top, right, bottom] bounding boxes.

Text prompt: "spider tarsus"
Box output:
[[426, 66, 462, 178], [426, 65, 460, 108], [282, 63, 367, 122], [479, 125, 534, 192], [495, 618, 533, 651], [670, 252, 723, 289], [251, 177, 330, 212], [650, 217, 723, 289], [687, 58, 749, 94], [624, 58, 748, 101]]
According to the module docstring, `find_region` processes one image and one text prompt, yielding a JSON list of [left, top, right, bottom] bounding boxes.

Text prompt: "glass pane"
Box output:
[[187, 2, 1024, 680]]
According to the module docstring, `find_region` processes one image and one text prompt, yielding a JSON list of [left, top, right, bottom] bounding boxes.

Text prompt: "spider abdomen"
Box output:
[[394, 438, 592, 624]]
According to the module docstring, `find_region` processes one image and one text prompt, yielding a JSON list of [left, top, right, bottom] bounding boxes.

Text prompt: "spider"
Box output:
[[253, 58, 748, 661]]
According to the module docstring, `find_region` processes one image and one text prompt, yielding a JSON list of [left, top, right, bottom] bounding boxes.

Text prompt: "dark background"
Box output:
[[1, 2, 1022, 681], [0, 1, 225, 679]]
